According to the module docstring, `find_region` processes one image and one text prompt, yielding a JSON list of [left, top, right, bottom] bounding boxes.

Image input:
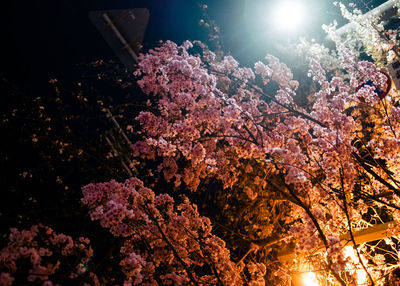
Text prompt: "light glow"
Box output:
[[272, 0, 306, 32], [343, 246, 368, 285], [301, 272, 319, 286]]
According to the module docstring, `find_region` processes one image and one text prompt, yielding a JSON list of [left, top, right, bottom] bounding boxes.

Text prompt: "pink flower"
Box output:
[[0, 273, 14, 286]]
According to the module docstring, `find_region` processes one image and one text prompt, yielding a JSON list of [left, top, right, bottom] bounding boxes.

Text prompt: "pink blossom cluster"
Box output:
[[82, 177, 261, 285], [0, 224, 97, 286], [244, 262, 267, 286], [133, 40, 385, 205]]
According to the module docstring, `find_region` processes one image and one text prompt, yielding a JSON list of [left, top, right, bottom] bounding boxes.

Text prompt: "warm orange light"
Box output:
[[301, 272, 319, 286], [343, 246, 368, 285]]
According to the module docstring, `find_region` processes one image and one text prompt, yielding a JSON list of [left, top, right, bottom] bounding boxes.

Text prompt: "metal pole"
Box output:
[[102, 13, 139, 63]]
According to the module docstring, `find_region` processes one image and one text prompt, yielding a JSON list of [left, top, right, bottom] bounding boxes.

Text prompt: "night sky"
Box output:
[[2, 0, 389, 86]]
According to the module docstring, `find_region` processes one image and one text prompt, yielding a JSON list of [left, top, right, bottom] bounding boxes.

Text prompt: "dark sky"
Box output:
[[2, 0, 388, 85], [2, 0, 203, 84]]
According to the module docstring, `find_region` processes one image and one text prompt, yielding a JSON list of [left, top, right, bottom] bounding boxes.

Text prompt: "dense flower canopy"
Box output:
[[128, 39, 400, 285], [81, 177, 255, 285]]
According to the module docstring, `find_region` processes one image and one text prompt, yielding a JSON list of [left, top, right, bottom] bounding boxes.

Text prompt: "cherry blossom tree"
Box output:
[[128, 38, 400, 285], [0, 224, 97, 286], [2, 3, 400, 285], [81, 177, 265, 285]]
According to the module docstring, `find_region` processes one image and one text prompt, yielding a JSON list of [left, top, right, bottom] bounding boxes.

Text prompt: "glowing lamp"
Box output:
[[272, 0, 306, 32], [292, 271, 319, 286]]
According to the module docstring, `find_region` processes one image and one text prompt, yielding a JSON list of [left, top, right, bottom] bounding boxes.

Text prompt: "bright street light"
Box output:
[[272, 0, 306, 32]]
